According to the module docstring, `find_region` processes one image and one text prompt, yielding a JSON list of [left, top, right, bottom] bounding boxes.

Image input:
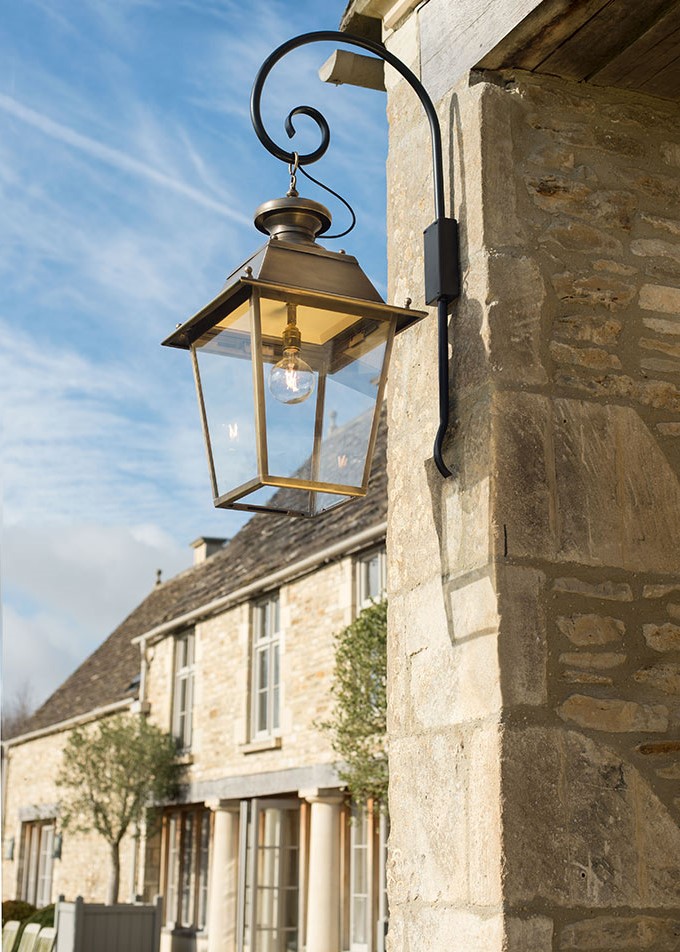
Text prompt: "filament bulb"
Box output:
[[268, 305, 315, 405]]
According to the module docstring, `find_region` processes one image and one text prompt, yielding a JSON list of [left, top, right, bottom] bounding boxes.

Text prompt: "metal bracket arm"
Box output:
[[250, 30, 459, 478]]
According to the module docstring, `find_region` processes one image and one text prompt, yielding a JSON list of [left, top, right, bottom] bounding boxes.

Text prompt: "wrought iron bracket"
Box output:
[[250, 30, 459, 478]]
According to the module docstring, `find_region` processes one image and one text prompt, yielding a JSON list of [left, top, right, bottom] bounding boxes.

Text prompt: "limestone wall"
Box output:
[[144, 555, 357, 791], [383, 8, 680, 949], [2, 725, 136, 904], [490, 69, 680, 950]]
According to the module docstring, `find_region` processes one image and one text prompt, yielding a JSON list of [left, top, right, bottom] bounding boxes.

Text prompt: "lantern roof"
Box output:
[[162, 196, 426, 351]]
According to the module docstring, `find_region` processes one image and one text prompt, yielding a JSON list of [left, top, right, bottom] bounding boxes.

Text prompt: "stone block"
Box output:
[[557, 614, 625, 646], [503, 727, 680, 906], [493, 391, 555, 561], [639, 211, 680, 237], [486, 255, 548, 385], [554, 578, 633, 601], [561, 670, 613, 685], [542, 219, 623, 255], [559, 915, 680, 949], [549, 340, 622, 370], [505, 916, 554, 951], [552, 271, 636, 310], [558, 695, 668, 732], [643, 316, 680, 336], [634, 663, 680, 695], [644, 623, 680, 652], [633, 239, 680, 266], [555, 372, 680, 412], [639, 284, 680, 315], [497, 565, 547, 707], [388, 725, 502, 907], [558, 652, 626, 670], [554, 314, 623, 345], [401, 906, 504, 952]]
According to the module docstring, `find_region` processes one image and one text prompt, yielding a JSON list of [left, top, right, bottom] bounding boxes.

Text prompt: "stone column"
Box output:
[[301, 789, 343, 952], [375, 1, 680, 951], [205, 800, 239, 952]]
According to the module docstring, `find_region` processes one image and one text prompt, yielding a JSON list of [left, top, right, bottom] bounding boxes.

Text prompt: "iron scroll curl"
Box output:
[[250, 30, 456, 479]]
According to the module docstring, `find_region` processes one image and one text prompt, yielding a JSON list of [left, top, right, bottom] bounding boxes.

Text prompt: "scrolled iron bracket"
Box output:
[[250, 30, 459, 478]]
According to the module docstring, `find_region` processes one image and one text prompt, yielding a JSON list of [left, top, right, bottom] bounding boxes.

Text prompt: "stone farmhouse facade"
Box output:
[[5, 2, 680, 951], [2, 434, 389, 952]]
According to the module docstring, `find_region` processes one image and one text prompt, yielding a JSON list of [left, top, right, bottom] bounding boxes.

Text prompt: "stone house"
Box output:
[[2, 433, 389, 952], [340, 0, 680, 949], [5, 1, 680, 951]]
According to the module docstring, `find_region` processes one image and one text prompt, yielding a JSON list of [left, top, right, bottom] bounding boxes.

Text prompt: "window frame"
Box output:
[[172, 631, 195, 751], [250, 593, 282, 740], [19, 820, 55, 908], [237, 798, 301, 952], [355, 546, 387, 612], [345, 801, 389, 952], [162, 805, 211, 932]]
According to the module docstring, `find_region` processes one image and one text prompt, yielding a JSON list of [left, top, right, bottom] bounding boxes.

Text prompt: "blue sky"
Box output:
[[1, 0, 388, 714]]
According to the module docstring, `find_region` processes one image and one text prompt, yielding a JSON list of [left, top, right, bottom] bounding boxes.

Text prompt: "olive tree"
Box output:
[[322, 600, 388, 804], [57, 714, 178, 904]]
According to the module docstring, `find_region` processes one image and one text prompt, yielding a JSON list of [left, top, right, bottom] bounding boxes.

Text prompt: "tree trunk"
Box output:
[[107, 841, 120, 905]]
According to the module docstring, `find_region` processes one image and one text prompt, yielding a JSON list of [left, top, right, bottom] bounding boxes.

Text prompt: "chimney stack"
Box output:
[[190, 536, 227, 565]]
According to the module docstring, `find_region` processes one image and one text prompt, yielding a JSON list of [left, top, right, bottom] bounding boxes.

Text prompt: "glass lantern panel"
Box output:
[[192, 297, 258, 497], [257, 295, 393, 499]]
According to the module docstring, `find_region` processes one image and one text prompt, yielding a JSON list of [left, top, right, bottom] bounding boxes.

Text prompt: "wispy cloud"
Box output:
[[0, 93, 250, 223]]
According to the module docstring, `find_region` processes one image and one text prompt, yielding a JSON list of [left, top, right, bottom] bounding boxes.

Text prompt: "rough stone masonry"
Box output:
[[382, 6, 680, 951]]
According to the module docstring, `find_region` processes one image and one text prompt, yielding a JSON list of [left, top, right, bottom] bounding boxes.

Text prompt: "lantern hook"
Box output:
[[250, 30, 459, 478]]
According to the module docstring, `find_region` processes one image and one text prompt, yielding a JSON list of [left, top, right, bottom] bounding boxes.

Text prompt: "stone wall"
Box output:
[[2, 723, 136, 904], [144, 554, 358, 792], [384, 9, 680, 950]]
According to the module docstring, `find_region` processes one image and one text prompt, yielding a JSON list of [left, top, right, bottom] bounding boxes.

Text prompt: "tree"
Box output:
[[322, 600, 388, 804], [2, 681, 35, 738], [56, 714, 179, 904]]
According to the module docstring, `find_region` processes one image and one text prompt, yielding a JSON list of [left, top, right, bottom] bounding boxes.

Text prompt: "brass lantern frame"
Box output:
[[164, 229, 425, 515]]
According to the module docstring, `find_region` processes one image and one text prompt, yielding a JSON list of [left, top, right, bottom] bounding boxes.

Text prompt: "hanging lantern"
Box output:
[[163, 196, 425, 517]]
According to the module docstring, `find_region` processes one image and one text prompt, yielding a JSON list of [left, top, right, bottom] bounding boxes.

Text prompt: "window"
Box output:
[[172, 632, 195, 750], [347, 803, 389, 952], [238, 799, 300, 952], [356, 547, 386, 610], [163, 805, 210, 931], [19, 821, 54, 908], [251, 594, 281, 738]]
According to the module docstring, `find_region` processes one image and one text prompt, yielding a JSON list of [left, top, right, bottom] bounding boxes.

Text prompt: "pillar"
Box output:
[[374, 1, 680, 950], [301, 789, 343, 952], [205, 800, 239, 952]]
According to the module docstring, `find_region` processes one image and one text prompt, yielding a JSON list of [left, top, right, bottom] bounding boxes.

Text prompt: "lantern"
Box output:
[[163, 196, 425, 517]]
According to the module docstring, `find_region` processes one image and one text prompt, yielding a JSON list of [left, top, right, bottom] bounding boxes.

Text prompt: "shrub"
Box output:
[[1, 900, 36, 924], [9, 904, 54, 952], [321, 600, 388, 804]]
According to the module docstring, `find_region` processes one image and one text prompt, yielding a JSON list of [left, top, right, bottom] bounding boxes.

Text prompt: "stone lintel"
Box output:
[[181, 763, 340, 803]]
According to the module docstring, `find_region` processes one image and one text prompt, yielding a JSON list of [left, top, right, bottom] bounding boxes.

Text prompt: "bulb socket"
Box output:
[[282, 322, 302, 350]]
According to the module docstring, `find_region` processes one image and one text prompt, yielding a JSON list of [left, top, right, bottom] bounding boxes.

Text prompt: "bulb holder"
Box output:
[[282, 323, 302, 350]]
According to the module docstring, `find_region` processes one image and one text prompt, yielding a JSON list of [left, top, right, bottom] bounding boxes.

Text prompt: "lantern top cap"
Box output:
[[254, 196, 332, 244]]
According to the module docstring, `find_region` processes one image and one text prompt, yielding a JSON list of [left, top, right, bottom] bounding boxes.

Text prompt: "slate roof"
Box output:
[[10, 423, 387, 740]]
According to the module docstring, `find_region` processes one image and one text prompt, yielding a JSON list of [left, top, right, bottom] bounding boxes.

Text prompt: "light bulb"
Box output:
[[268, 303, 315, 404], [269, 347, 315, 404]]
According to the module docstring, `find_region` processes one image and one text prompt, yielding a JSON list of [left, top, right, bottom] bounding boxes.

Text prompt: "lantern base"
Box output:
[[213, 478, 366, 517]]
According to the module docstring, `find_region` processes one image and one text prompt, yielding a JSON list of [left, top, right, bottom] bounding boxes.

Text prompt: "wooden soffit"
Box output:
[[479, 0, 680, 101]]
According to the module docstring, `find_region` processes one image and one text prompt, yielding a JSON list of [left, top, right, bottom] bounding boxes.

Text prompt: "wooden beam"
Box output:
[[536, 0, 680, 81], [478, 0, 612, 71]]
